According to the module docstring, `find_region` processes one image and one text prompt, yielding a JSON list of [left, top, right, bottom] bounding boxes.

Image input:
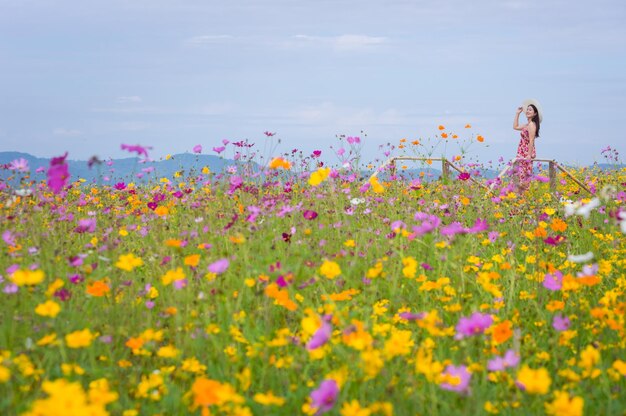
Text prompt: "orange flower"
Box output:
[[465, 124, 471, 128], [492, 320, 513, 344], [125, 337, 144, 350], [438, 125, 445, 130], [86, 280, 110, 297], [165, 239, 183, 248], [184, 254, 201, 267], [477, 135, 485, 142], [441, 133, 449, 139]]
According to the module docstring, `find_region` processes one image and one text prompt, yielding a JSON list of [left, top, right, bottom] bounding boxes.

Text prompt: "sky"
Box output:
[[1, 0, 625, 167]]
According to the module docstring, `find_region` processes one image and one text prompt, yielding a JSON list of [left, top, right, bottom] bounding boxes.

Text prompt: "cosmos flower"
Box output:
[[309, 379, 339, 414], [455, 312, 493, 339], [439, 365, 471, 394], [543, 270, 563, 291], [306, 321, 332, 350], [208, 258, 229, 274], [47, 153, 70, 194], [121, 143, 151, 158], [487, 350, 520, 371]]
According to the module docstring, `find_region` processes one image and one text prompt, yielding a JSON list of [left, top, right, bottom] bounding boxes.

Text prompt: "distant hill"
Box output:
[[0, 151, 241, 184]]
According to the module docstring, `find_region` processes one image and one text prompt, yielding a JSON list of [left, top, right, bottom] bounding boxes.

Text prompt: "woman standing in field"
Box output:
[[513, 99, 542, 193]]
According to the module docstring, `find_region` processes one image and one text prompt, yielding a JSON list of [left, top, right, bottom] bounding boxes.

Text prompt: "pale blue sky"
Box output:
[[1, 0, 625, 166]]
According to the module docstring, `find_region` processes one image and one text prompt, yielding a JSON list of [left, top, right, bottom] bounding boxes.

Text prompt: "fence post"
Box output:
[[390, 159, 396, 177], [442, 159, 449, 181], [549, 161, 556, 192]]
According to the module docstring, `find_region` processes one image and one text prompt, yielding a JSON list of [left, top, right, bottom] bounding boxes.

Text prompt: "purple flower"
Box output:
[[455, 312, 493, 339], [208, 258, 229, 274], [303, 210, 318, 220], [487, 349, 520, 371], [47, 153, 70, 194], [74, 218, 96, 233], [577, 263, 598, 277], [439, 365, 472, 393], [3, 283, 18, 294], [306, 321, 332, 350], [173, 279, 188, 290], [399, 312, 426, 321], [543, 270, 563, 291], [552, 314, 570, 331], [488, 231, 500, 242], [310, 379, 339, 414], [193, 144, 202, 153]]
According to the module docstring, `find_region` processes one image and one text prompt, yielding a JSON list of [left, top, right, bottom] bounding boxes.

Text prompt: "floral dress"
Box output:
[[516, 127, 535, 185]]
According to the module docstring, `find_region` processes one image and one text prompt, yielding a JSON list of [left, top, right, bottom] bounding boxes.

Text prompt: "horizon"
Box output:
[[1, 0, 625, 166]]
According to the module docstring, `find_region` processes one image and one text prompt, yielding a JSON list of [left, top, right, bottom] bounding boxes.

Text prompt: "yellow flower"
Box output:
[[0, 365, 10, 383], [402, 256, 417, 278], [157, 345, 179, 358], [161, 268, 186, 286], [190, 377, 244, 408], [613, 359, 626, 376], [37, 333, 58, 347], [182, 357, 207, 374], [545, 391, 584, 416], [35, 300, 61, 318], [308, 167, 331, 186], [115, 253, 143, 271], [341, 400, 372, 416], [579, 345, 600, 369], [319, 260, 341, 279], [22, 378, 112, 416], [253, 391, 286, 406], [516, 365, 551, 394], [10, 269, 45, 286], [383, 329, 414, 358], [65, 329, 95, 349]]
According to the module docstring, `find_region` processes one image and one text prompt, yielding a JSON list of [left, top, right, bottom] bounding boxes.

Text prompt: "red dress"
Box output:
[[516, 127, 535, 184]]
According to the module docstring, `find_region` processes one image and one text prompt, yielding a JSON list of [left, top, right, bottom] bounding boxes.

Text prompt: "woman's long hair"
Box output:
[[529, 104, 540, 137]]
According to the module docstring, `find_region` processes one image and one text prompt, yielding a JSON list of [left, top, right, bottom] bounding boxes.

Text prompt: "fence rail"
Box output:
[[369, 157, 592, 195]]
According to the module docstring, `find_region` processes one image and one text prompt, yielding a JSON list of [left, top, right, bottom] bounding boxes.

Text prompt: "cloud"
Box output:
[[291, 34, 387, 51], [116, 96, 142, 103], [53, 128, 82, 137]]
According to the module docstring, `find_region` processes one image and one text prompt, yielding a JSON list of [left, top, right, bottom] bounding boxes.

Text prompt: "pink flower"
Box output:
[[264, 131, 276, 137], [47, 153, 70, 194], [121, 144, 151, 158], [399, 311, 426, 321], [552, 314, 570, 331], [208, 258, 229, 274], [346, 136, 360, 144], [2, 230, 16, 246], [458, 172, 470, 181], [455, 312, 493, 339], [487, 350, 520, 371], [74, 218, 96, 233], [193, 144, 202, 153], [310, 379, 339, 414], [303, 210, 318, 220], [213, 146, 226, 154], [440, 365, 471, 393], [306, 321, 332, 350], [8, 158, 29, 172], [543, 270, 563, 291]]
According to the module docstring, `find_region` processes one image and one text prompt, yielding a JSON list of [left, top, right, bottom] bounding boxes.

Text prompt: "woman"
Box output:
[[513, 99, 542, 193]]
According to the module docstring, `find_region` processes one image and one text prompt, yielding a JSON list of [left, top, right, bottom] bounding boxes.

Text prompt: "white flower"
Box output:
[[350, 197, 365, 206], [564, 198, 600, 219], [567, 251, 594, 263]]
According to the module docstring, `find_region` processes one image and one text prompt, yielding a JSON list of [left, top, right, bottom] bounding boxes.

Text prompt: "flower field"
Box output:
[[1, 135, 626, 416]]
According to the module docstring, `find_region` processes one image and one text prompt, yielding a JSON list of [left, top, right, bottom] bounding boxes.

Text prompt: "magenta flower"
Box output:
[[303, 210, 318, 220], [543, 235, 566, 246], [487, 349, 520, 371], [193, 144, 202, 153], [309, 379, 339, 414], [543, 270, 563, 291], [121, 144, 151, 158], [46, 153, 70, 194], [455, 312, 493, 339], [552, 314, 570, 331], [306, 321, 332, 350], [346, 136, 360, 144], [458, 172, 470, 181], [439, 365, 471, 393], [441, 222, 466, 237], [74, 218, 96, 233], [264, 131, 276, 137], [212, 146, 226, 154], [208, 258, 229, 274]]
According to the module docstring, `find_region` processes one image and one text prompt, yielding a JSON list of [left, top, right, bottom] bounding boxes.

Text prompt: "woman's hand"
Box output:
[[516, 106, 523, 115]]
